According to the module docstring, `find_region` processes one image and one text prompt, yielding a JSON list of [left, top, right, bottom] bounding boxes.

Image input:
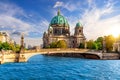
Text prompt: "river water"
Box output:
[[0, 54, 120, 80]]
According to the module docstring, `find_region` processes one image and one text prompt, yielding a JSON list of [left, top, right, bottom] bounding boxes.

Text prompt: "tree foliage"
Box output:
[[50, 42, 57, 48], [0, 42, 11, 50], [0, 42, 20, 52], [47, 40, 67, 48], [87, 40, 95, 49], [105, 35, 115, 52], [86, 38, 102, 50], [79, 43, 84, 48], [86, 35, 115, 52], [15, 44, 21, 52], [56, 40, 67, 48], [95, 37, 103, 50]]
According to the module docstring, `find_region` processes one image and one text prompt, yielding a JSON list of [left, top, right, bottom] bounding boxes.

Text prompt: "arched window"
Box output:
[[79, 30, 81, 33]]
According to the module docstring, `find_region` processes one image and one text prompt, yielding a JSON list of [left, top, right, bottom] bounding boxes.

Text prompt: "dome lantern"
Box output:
[[57, 8, 60, 15]]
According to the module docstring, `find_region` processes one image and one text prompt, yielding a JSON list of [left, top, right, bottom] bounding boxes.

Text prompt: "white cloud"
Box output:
[[0, 15, 30, 29], [80, 0, 120, 40], [0, 0, 120, 47], [87, 0, 93, 6], [53, 1, 78, 11], [0, 2, 48, 46], [0, 2, 31, 34], [61, 0, 120, 40], [0, 2, 25, 16], [53, 1, 63, 8]]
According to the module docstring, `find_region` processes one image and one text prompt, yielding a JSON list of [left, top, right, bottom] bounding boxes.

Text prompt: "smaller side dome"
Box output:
[[48, 26, 53, 30], [76, 22, 82, 27], [48, 26, 53, 31]]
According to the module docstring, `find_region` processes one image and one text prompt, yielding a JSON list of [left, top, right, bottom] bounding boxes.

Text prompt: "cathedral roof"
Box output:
[[76, 22, 82, 27], [50, 9, 69, 27]]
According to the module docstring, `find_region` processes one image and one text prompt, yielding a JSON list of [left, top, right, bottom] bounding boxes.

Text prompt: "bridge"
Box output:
[[0, 48, 103, 64], [20, 48, 103, 62]]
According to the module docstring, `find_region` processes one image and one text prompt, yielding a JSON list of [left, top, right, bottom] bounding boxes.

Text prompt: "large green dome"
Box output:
[[50, 10, 69, 27]]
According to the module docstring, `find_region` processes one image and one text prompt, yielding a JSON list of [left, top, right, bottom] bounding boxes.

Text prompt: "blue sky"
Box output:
[[0, 0, 120, 46]]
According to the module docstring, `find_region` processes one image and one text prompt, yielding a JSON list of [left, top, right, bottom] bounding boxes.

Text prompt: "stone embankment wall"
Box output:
[[44, 53, 120, 60], [102, 53, 120, 60], [44, 53, 101, 59], [0, 50, 18, 64], [2, 53, 18, 63]]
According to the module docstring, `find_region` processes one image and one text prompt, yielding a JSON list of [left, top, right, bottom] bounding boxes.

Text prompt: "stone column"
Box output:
[[18, 34, 26, 62], [20, 33, 24, 53], [18, 54, 26, 62]]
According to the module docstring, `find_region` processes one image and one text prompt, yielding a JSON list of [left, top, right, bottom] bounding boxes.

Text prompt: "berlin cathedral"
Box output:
[[43, 10, 86, 48]]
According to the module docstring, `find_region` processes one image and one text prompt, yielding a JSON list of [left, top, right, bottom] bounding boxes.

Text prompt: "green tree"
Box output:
[[96, 37, 103, 42], [46, 45, 50, 48], [0, 41, 2, 50], [15, 44, 21, 52], [92, 42, 98, 49], [50, 42, 57, 48], [56, 40, 67, 48], [48, 40, 67, 48], [0, 42, 21, 52], [96, 42, 102, 50], [87, 40, 94, 49], [1, 42, 11, 50], [95, 37, 103, 50], [79, 43, 84, 48], [86, 40, 98, 50], [105, 35, 115, 52], [9, 43, 16, 51]]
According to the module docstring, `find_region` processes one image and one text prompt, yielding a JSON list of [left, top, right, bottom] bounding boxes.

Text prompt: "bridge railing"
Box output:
[[24, 48, 89, 53]]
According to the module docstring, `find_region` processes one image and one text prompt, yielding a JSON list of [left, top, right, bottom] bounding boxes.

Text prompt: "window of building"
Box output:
[[73, 41, 74, 43], [79, 30, 81, 33]]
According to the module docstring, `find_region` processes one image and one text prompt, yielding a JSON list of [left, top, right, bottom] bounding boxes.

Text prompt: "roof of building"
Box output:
[[50, 9, 69, 27], [0, 31, 9, 36], [76, 22, 82, 27]]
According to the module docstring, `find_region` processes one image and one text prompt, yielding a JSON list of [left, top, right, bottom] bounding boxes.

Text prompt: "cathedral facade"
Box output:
[[43, 10, 86, 48]]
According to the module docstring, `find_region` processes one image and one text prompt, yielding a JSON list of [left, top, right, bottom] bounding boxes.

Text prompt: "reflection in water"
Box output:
[[0, 54, 120, 80]]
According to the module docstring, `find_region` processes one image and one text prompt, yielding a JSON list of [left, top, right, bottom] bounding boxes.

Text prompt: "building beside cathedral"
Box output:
[[0, 31, 14, 43], [43, 10, 86, 48], [113, 38, 120, 53]]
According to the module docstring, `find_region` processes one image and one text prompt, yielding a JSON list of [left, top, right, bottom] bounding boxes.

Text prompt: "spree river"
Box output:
[[0, 55, 120, 80]]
